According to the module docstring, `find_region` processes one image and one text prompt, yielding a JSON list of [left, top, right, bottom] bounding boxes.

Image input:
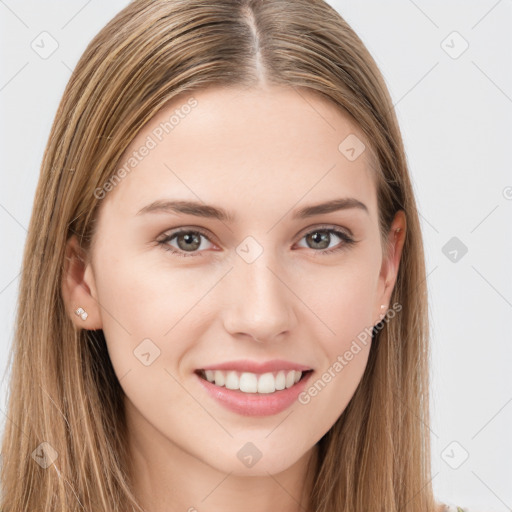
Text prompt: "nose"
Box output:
[[222, 251, 297, 344]]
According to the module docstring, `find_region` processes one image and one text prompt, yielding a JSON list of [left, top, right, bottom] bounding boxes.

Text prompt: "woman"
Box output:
[[0, 0, 469, 510]]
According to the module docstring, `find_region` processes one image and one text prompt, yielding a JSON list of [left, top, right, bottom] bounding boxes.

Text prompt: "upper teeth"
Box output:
[[202, 369, 302, 394]]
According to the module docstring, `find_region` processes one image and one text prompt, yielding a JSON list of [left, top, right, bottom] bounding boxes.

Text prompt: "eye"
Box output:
[[295, 226, 356, 256], [157, 225, 356, 258], [157, 228, 214, 258]]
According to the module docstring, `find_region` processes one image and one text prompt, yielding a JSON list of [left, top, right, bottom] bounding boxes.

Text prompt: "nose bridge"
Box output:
[[223, 242, 295, 341]]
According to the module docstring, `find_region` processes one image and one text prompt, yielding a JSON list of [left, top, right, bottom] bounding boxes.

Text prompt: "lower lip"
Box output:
[[195, 371, 314, 417]]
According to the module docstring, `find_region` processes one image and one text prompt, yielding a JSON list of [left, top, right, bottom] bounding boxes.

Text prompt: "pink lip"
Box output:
[[195, 370, 314, 417], [199, 359, 312, 373]]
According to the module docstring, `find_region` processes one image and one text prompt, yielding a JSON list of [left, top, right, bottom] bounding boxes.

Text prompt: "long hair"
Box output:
[[0, 1, 435, 510]]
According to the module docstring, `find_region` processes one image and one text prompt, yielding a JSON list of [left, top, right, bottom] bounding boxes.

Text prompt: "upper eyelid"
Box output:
[[298, 224, 353, 238], [158, 224, 353, 245], [158, 226, 216, 244]]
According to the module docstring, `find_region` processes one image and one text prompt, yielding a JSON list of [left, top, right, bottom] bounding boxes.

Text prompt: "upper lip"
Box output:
[[198, 359, 313, 374]]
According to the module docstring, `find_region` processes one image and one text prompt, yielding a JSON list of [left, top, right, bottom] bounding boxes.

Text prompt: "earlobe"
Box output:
[[61, 235, 102, 330]]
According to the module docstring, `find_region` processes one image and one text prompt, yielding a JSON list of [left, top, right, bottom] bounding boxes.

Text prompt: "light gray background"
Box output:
[[1, 1, 511, 510]]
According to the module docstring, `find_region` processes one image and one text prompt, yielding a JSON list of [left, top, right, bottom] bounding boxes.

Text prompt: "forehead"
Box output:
[[101, 85, 379, 222]]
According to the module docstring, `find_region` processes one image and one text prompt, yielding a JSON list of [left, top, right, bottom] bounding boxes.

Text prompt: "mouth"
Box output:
[[195, 368, 314, 395]]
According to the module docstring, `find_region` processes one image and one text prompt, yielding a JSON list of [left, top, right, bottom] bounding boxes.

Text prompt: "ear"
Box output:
[[61, 234, 103, 330], [373, 210, 406, 325]]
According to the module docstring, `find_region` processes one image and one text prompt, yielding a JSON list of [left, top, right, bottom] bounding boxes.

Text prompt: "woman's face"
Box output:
[[66, 84, 405, 477]]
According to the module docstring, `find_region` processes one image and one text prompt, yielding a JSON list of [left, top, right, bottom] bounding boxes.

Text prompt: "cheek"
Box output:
[[296, 255, 377, 403], [92, 258, 202, 420], [297, 270, 375, 424], [92, 256, 181, 369], [298, 255, 379, 344], [95, 252, 197, 330], [93, 253, 222, 383]]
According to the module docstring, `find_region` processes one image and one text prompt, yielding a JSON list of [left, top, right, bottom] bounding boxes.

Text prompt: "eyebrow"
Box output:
[[136, 197, 369, 222]]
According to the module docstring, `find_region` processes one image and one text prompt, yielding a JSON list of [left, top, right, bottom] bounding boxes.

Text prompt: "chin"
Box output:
[[200, 440, 308, 477]]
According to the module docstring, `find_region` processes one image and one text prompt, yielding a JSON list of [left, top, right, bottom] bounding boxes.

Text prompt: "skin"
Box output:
[[62, 84, 406, 512]]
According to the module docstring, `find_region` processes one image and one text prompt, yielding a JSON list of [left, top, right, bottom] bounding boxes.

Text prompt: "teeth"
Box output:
[[240, 372, 258, 393], [275, 370, 286, 390], [225, 371, 239, 390], [257, 372, 275, 393], [214, 370, 225, 387], [201, 369, 304, 394], [285, 370, 295, 388]]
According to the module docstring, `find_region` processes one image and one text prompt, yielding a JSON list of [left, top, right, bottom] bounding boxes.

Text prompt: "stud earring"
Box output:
[[379, 304, 386, 319], [75, 307, 88, 321]]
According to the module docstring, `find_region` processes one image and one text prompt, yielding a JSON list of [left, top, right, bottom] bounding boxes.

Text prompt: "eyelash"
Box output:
[[157, 225, 356, 258]]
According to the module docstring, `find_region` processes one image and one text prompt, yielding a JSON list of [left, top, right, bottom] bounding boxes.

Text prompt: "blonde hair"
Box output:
[[0, 0, 437, 510]]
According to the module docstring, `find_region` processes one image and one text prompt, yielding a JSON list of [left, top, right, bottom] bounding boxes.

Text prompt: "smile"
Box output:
[[196, 369, 313, 394]]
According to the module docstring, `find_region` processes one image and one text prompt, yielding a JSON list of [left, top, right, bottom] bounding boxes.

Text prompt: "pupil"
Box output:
[[309, 231, 329, 249], [179, 233, 200, 251]]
